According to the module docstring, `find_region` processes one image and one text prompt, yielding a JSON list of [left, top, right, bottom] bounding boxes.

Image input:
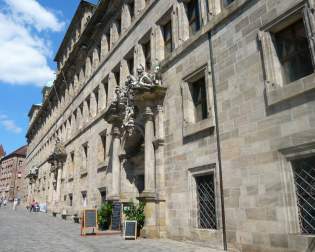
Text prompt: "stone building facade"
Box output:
[[26, 0, 315, 251], [0, 145, 27, 201]]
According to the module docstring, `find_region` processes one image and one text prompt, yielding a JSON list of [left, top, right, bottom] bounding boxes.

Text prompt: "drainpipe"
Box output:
[[208, 31, 228, 251]]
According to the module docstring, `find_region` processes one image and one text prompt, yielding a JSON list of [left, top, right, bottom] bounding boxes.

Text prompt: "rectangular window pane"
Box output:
[[292, 156, 315, 234], [163, 20, 173, 58], [274, 19, 313, 83], [191, 77, 208, 122], [196, 174, 217, 229], [186, 0, 200, 36]]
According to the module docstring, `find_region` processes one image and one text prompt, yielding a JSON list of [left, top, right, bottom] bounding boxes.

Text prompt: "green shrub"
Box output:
[[98, 202, 112, 230], [123, 201, 145, 229]]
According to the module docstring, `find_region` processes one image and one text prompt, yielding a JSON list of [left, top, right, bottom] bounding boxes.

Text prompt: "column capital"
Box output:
[[144, 106, 154, 121], [112, 126, 121, 138], [155, 105, 163, 113]]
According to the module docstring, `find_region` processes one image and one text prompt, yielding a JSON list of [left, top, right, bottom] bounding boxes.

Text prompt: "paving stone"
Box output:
[[0, 206, 223, 252]]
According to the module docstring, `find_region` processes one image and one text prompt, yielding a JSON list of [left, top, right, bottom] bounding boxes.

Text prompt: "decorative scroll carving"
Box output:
[[47, 138, 67, 190], [104, 64, 163, 136], [26, 166, 39, 184]]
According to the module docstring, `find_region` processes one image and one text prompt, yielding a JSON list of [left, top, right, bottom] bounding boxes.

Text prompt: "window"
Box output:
[[113, 70, 120, 86], [163, 19, 173, 58], [81, 191, 87, 208], [94, 88, 99, 113], [292, 156, 315, 234], [142, 40, 151, 71], [224, 0, 235, 5], [106, 32, 110, 51], [98, 132, 107, 163], [127, 1, 135, 21], [196, 174, 217, 229], [69, 193, 73, 206], [116, 16, 121, 36], [99, 188, 106, 204], [82, 143, 88, 172], [186, 0, 201, 36], [127, 57, 134, 76], [274, 20, 313, 84], [259, 7, 315, 92], [190, 76, 208, 122]]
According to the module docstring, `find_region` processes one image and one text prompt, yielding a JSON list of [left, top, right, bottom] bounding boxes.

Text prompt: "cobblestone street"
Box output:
[[0, 206, 222, 252]]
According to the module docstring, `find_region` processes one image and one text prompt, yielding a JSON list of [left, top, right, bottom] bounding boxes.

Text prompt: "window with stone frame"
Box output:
[[81, 191, 87, 207], [274, 19, 313, 84], [195, 174, 217, 229], [94, 88, 99, 114], [86, 96, 91, 117], [106, 31, 111, 51], [127, 0, 135, 22], [223, 0, 235, 6], [182, 66, 213, 137], [189, 165, 217, 230], [113, 69, 120, 86], [127, 56, 134, 76], [162, 18, 173, 58], [185, 0, 201, 36], [142, 40, 151, 71], [291, 156, 315, 234], [69, 151, 75, 177], [116, 15, 122, 37], [190, 76, 208, 122], [99, 188, 107, 204], [258, 5, 315, 91], [82, 143, 88, 172], [98, 131, 107, 164], [69, 193, 73, 206]]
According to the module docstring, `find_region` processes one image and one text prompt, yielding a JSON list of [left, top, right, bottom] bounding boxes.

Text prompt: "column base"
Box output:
[[138, 194, 166, 239]]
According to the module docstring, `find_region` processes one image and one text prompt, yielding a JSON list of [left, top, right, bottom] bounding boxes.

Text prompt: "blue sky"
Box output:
[[0, 0, 97, 155]]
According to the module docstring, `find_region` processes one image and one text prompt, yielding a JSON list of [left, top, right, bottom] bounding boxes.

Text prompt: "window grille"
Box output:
[[292, 156, 315, 234], [196, 174, 217, 229]]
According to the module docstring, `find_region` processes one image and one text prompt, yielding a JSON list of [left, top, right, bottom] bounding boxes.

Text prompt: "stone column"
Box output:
[[111, 126, 121, 199], [56, 167, 62, 203], [143, 106, 155, 194]]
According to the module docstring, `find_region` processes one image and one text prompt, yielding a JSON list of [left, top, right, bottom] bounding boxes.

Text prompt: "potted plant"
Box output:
[[123, 201, 145, 236], [98, 202, 112, 230]]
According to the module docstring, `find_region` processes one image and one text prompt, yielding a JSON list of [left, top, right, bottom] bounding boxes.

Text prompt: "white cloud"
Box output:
[[4, 0, 65, 32], [0, 0, 65, 87], [0, 114, 22, 134]]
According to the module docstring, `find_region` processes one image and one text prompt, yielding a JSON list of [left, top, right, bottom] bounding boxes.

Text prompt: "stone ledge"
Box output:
[[267, 73, 315, 106], [183, 118, 215, 138]]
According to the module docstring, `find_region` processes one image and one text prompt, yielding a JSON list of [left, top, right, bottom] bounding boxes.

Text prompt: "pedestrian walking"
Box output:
[[12, 198, 18, 211], [29, 200, 35, 212]]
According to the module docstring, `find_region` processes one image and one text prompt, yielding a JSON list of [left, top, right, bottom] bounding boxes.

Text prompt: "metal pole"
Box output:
[[208, 31, 227, 251]]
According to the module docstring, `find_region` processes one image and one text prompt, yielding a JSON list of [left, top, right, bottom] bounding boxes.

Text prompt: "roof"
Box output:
[[54, 0, 96, 62], [28, 104, 42, 117], [1, 145, 27, 161], [0, 145, 5, 158]]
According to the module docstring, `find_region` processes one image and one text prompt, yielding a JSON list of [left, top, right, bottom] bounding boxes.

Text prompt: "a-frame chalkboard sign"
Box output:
[[124, 220, 137, 240], [81, 208, 98, 236]]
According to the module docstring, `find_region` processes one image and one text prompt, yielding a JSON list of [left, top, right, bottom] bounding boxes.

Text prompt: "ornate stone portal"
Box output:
[[103, 65, 167, 237], [47, 138, 67, 212]]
